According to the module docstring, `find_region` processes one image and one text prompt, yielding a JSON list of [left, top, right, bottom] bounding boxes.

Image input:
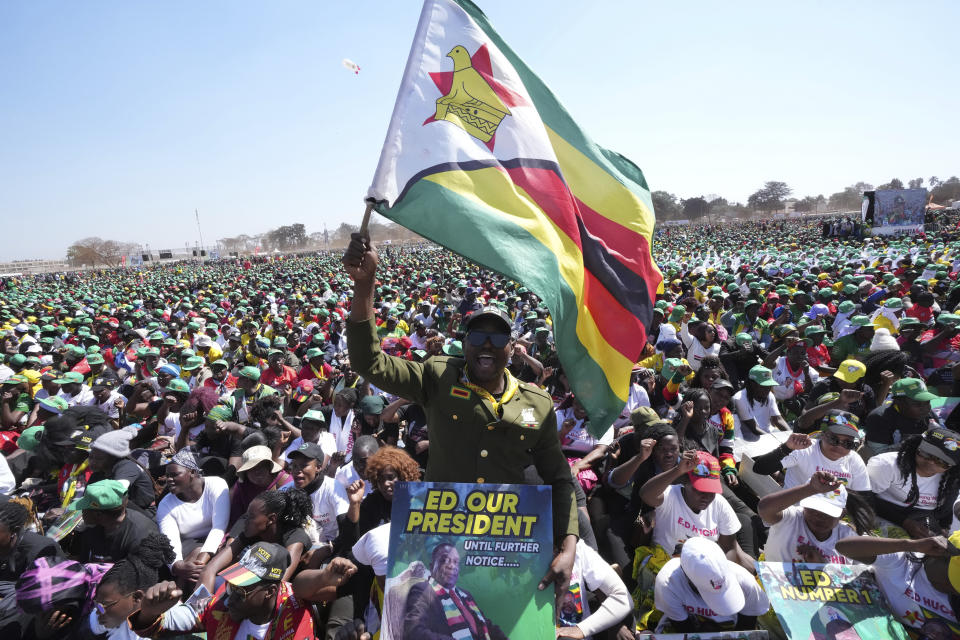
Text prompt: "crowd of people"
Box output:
[[2, 214, 960, 639]]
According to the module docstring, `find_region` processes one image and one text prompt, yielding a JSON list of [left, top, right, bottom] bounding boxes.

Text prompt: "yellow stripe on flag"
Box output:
[[546, 126, 659, 247], [424, 167, 632, 401]]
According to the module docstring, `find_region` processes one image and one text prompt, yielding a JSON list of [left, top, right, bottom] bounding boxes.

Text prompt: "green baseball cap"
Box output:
[[305, 348, 323, 360], [239, 366, 261, 381], [302, 409, 326, 424], [748, 365, 778, 387], [891, 378, 937, 402], [17, 425, 44, 452], [165, 379, 190, 394], [210, 359, 229, 369], [53, 371, 84, 385], [207, 404, 234, 421], [38, 396, 69, 415], [69, 479, 127, 511], [182, 356, 205, 371], [849, 315, 875, 328]]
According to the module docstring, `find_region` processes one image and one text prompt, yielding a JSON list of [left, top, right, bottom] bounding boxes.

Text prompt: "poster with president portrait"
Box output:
[[382, 481, 554, 640], [757, 562, 911, 639]]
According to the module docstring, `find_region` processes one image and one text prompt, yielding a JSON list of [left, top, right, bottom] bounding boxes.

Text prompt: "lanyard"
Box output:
[[461, 370, 519, 416], [310, 363, 326, 380]]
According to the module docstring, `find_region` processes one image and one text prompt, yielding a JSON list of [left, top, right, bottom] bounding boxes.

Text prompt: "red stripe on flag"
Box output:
[[504, 165, 646, 359]]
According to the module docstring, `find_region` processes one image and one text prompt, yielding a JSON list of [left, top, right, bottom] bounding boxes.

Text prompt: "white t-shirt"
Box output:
[[733, 389, 781, 434], [283, 432, 337, 460], [156, 475, 230, 561], [652, 484, 740, 553], [625, 383, 650, 414], [781, 443, 871, 491], [561, 540, 632, 639], [868, 452, 941, 509], [654, 557, 769, 626], [771, 357, 820, 401], [352, 522, 391, 576], [336, 462, 373, 499], [556, 408, 614, 454], [872, 552, 957, 631], [281, 477, 349, 543], [234, 619, 271, 640], [63, 385, 95, 407], [762, 505, 858, 564], [95, 390, 126, 419]]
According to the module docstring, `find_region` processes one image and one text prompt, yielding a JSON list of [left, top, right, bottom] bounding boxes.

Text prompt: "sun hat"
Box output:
[[236, 445, 282, 474]]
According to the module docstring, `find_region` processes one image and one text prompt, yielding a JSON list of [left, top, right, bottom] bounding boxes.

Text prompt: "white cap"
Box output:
[[799, 484, 847, 518], [679, 537, 745, 617]]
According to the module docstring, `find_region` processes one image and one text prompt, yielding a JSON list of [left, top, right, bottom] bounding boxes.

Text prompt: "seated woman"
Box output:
[[199, 489, 313, 593], [86, 426, 157, 515], [758, 470, 874, 564], [90, 533, 175, 637], [752, 409, 871, 491], [867, 425, 960, 538], [228, 445, 293, 529], [835, 534, 960, 635], [654, 537, 769, 634], [156, 448, 230, 588], [732, 365, 790, 439], [639, 450, 754, 571]]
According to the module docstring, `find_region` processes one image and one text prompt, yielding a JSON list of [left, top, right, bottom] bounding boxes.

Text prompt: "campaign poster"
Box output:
[[872, 188, 927, 235], [382, 481, 554, 640], [757, 562, 910, 639]]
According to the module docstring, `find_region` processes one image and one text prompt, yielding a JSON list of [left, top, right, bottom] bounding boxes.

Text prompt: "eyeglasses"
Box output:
[[823, 433, 858, 450], [94, 591, 136, 615], [466, 331, 510, 348]]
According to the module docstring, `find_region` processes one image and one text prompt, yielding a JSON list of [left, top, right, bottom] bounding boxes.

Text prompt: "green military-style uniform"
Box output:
[[347, 317, 578, 542]]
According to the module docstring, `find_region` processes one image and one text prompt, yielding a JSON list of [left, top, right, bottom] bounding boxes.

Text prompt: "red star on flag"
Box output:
[[424, 44, 529, 150]]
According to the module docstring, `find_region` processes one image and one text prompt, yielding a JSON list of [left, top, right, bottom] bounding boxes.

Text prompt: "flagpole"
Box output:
[[195, 209, 205, 262], [359, 198, 376, 237]]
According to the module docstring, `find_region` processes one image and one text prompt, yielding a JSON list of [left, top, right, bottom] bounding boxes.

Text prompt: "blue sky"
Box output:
[[1, 1, 957, 260]]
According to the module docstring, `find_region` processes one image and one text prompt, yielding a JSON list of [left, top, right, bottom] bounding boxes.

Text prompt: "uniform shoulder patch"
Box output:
[[450, 386, 471, 400]]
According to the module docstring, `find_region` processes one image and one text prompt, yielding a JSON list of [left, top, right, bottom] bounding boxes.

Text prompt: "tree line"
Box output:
[[652, 175, 960, 221]]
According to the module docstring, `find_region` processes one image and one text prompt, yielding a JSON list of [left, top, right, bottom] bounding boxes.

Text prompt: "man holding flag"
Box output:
[[347, 0, 659, 602], [344, 236, 579, 594]]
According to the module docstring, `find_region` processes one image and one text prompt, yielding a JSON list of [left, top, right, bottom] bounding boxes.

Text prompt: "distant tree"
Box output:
[[932, 177, 960, 204], [908, 178, 924, 189], [930, 176, 941, 189], [708, 197, 728, 208], [747, 181, 792, 213], [681, 196, 711, 219], [332, 222, 359, 246], [828, 182, 872, 211], [65, 237, 136, 267], [793, 196, 820, 213], [877, 178, 904, 190], [651, 190, 682, 220]]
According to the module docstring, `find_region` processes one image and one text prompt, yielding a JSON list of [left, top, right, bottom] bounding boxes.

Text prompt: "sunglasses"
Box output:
[[465, 331, 510, 348], [227, 583, 262, 601], [823, 433, 858, 450]]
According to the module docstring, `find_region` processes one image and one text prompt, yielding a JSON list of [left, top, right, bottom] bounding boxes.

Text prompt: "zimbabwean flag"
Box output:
[[368, 0, 661, 435]]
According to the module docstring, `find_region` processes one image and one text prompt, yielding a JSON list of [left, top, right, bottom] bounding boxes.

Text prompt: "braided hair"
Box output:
[[255, 489, 312, 531], [98, 533, 175, 594], [0, 501, 28, 536], [861, 349, 909, 389], [895, 434, 960, 527]]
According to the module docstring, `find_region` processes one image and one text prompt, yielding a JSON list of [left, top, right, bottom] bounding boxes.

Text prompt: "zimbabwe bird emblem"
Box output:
[[424, 43, 526, 150]]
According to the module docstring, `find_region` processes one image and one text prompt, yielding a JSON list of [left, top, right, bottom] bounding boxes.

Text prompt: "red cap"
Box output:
[[688, 451, 722, 494]]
